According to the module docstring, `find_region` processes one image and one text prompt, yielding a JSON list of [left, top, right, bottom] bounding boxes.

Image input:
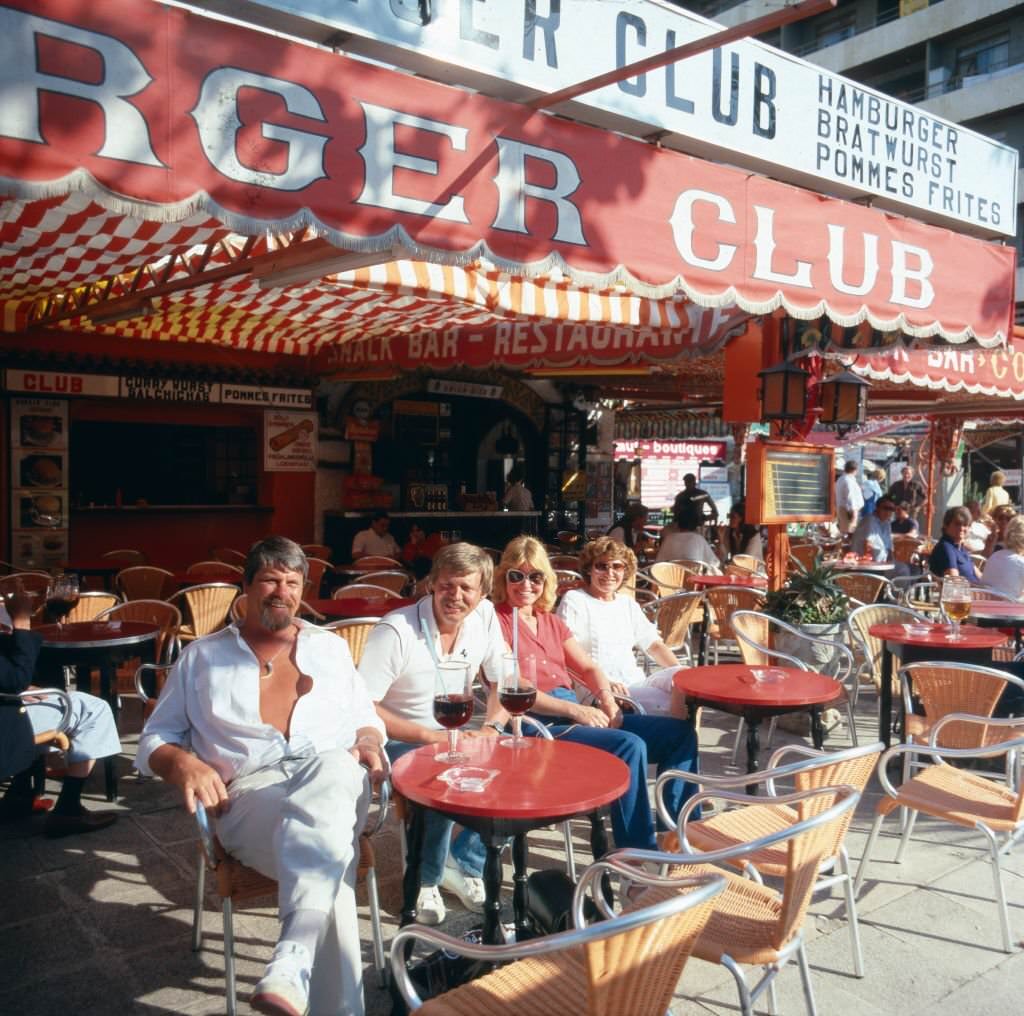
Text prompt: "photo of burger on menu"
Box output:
[[20, 413, 63, 447], [19, 453, 64, 488], [19, 493, 65, 529]]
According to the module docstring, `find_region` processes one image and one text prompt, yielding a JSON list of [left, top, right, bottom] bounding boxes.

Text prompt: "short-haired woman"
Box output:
[[556, 536, 685, 716], [979, 517, 1024, 600], [490, 536, 700, 854], [928, 506, 978, 582]]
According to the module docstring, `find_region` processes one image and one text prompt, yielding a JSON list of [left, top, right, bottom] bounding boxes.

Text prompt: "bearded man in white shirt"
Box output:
[[136, 536, 385, 1016]]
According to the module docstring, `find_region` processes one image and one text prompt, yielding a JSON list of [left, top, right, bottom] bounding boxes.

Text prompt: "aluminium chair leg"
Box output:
[[192, 856, 206, 952], [562, 821, 577, 882], [894, 809, 918, 864], [720, 954, 754, 1016], [796, 941, 819, 1016], [843, 700, 859, 747], [838, 848, 865, 977], [854, 811, 887, 894], [222, 898, 237, 1016], [730, 719, 746, 766], [979, 825, 1015, 953], [365, 865, 388, 986]]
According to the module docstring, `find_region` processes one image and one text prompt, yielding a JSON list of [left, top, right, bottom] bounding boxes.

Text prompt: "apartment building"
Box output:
[[679, 0, 1024, 322]]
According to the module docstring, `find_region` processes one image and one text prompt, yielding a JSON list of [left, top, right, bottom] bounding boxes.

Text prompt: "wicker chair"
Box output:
[[65, 590, 120, 623], [301, 543, 332, 561], [788, 544, 821, 572], [899, 577, 941, 616], [101, 548, 147, 566], [349, 555, 402, 569], [229, 594, 325, 625], [612, 783, 861, 1016], [656, 742, 883, 977], [892, 536, 924, 568], [390, 866, 725, 1016], [703, 586, 766, 664], [193, 775, 392, 1015], [669, 557, 721, 576], [646, 561, 693, 597], [185, 560, 244, 581], [0, 572, 52, 598], [548, 554, 582, 571], [846, 602, 929, 698], [553, 569, 585, 598], [332, 583, 401, 600], [168, 583, 237, 643], [643, 591, 704, 667], [304, 557, 331, 599], [833, 571, 892, 606], [730, 553, 765, 575], [97, 599, 182, 665], [358, 570, 410, 595], [855, 724, 1024, 953], [116, 565, 175, 601], [211, 547, 247, 567], [322, 617, 380, 666]]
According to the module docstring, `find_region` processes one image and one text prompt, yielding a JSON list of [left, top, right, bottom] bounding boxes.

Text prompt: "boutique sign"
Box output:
[[218, 0, 1018, 238]]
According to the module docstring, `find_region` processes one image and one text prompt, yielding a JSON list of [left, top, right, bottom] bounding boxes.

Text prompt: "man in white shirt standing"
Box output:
[[835, 460, 865, 535], [351, 511, 400, 561], [136, 536, 385, 1016]]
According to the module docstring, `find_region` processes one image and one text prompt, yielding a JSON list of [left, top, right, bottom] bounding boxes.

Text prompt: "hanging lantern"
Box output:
[[757, 359, 810, 423], [820, 369, 871, 436]]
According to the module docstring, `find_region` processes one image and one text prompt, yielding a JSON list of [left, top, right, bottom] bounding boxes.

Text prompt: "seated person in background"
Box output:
[[359, 543, 505, 926], [978, 517, 1024, 600], [964, 500, 992, 554], [851, 497, 897, 563], [928, 506, 979, 582], [719, 500, 763, 561], [401, 523, 445, 565], [890, 501, 919, 537], [557, 537, 688, 717], [1, 582, 121, 837], [137, 536, 384, 1016], [985, 505, 1017, 557], [502, 465, 534, 511], [352, 510, 400, 561], [656, 500, 720, 568], [608, 502, 649, 555], [491, 537, 700, 854]]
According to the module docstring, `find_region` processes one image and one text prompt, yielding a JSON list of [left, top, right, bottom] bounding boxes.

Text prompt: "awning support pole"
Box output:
[[528, 0, 836, 111]]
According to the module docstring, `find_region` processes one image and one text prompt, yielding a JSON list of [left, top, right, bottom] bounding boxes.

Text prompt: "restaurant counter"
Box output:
[[325, 510, 540, 560]]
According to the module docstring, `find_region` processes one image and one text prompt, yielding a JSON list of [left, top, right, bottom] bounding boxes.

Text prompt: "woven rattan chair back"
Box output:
[[788, 544, 821, 572], [705, 587, 766, 643], [322, 618, 380, 666], [647, 592, 705, 657], [116, 565, 175, 601], [169, 583, 237, 642], [101, 548, 147, 566], [301, 543, 332, 561], [548, 554, 582, 571], [847, 603, 926, 692], [833, 572, 889, 605], [332, 583, 400, 600], [185, 560, 243, 581], [303, 557, 331, 599], [730, 553, 765, 575], [647, 561, 692, 597], [892, 535, 923, 565], [66, 590, 120, 623], [357, 570, 409, 595], [554, 569, 585, 598], [352, 555, 402, 569], [0, 572, 52, 598], [97, 599, 182, 663], [211, 547, 247, 567], [900, 662, 1022, 749], [730, 610, 774, 667]]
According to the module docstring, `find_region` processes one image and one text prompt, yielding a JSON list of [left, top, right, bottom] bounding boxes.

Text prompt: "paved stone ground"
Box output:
[[2, 694, 1022, 1015]]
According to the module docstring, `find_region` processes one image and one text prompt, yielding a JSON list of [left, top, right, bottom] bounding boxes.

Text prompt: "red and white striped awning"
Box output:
[[0, 0, 1017, 369]]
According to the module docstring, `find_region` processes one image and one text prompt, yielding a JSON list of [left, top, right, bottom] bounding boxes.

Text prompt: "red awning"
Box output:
[[0, 0, 1017, 355]]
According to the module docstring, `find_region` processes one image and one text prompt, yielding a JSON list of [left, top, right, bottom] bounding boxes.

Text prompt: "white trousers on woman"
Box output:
[[216, 748, 371, 1016]]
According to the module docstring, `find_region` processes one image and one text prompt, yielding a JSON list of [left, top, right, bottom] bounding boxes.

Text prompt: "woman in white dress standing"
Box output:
[[556, 536, 686, 716]]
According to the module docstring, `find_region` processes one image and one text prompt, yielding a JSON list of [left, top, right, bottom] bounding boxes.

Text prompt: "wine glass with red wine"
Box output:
[[498, 652, 536, 749], [433, 660, 473, 763], [45, 573, 80, 630]]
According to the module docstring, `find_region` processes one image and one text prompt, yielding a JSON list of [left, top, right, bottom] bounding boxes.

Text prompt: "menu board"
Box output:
[[746, 441, 835, 525], [9, 397, 69, 568]]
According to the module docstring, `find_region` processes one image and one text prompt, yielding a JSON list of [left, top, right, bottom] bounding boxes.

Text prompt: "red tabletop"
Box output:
[[36, 620, 159, 648], [833, 560, 895, 573], [672, 664, 839, 708], [688, 573, 768, 589], [867, 622, 1007, 650], [310, 596, 415, 618], [969, 600, 1024, 621], [391, 737, 629, 820]]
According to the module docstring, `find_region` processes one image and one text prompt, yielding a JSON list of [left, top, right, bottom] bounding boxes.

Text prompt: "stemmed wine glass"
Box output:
[[940, 576, 971, 641], [498, 652, 537, 749], [45, 573, 80, 630], [432, 660, 473, 763]]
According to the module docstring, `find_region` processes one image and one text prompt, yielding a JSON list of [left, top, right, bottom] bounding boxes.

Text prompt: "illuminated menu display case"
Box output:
[[746, 440, 835, 525]]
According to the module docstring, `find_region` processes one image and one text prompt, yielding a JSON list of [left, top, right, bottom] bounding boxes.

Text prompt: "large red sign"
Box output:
[[0, 0, 1016, 344]]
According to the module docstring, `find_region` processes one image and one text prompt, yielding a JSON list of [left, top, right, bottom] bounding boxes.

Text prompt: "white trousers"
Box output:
[[216, 749, 371, 1016]]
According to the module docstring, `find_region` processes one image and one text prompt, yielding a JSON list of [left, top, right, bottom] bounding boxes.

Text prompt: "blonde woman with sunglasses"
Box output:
[[557, 536, 686, 716], [490, 536, 699, 853]]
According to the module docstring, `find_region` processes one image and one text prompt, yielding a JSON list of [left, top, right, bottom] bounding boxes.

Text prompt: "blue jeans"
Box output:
[[530, 688, 700, 851], [385, 739, 486, 885]]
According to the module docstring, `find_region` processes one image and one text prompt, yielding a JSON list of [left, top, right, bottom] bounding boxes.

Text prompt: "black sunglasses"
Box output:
[[507, 568, 545, 585]]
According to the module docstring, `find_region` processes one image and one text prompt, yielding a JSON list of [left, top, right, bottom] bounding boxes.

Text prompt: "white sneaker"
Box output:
[[416, 884, 446, 925], [251, 941, 311, 1016], [440, 864, 487, 913]]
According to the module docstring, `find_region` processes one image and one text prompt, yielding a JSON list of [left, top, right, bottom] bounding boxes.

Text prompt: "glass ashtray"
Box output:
[[749, 667, 786, 684], [437, 766, 499, 793], [902, 623, 932, 636]]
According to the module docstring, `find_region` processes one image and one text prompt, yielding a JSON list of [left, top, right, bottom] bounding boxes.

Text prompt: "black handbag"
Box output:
[[390, 926, 489, 1016], [525, 868, 604, 936]]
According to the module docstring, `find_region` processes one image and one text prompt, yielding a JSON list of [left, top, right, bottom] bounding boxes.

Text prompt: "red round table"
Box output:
[[867, 622, 1008, 746], [309, 596, 415, 619], [969, 600, 1024, 650], [36, 620, 159, 800], [672, 665, 842, 784], [833, 560, 895, 574], [391, 737, 629, 944]]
